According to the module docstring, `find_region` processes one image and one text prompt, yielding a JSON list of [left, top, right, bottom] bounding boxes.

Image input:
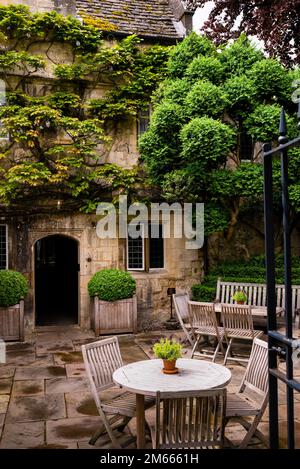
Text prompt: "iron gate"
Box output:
[[263, 104, 300, 449]]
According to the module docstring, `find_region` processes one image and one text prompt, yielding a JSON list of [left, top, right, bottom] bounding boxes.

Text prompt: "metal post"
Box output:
[[279, 108, 294, 449], [263, 142, 279, 449]]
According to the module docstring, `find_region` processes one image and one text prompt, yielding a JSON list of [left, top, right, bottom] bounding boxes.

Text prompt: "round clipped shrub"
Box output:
[[0, 270, 29, 307], [88, 269, 136, 302]]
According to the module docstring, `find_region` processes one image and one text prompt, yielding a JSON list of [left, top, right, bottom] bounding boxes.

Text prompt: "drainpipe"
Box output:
[[168, 0, 196, 34]]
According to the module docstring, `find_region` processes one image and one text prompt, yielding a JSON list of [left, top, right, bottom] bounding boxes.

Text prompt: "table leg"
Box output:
[[136, 393, 145, 449]]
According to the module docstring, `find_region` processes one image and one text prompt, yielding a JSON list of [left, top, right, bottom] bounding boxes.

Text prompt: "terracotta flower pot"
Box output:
[[237, 301, 245, 305], [163, 359, 177, 374]]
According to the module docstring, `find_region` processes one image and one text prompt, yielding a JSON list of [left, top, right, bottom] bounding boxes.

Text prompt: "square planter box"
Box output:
[[0, 300, 24, 341], [91, 296, 137, 335]]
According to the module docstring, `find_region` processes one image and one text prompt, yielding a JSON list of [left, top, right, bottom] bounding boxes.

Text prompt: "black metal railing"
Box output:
[[263, 104, 300, 449]]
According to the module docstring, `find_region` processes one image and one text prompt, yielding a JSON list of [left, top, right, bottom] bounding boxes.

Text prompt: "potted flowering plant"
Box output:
[[153, 338, 182, 374], [232, 290, 247, 305]]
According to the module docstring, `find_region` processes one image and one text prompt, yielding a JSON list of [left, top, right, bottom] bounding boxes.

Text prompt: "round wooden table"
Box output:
[[113, 358, 231, 448]]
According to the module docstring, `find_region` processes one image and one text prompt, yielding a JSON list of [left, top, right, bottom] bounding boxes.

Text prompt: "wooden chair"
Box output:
[[151, 388, 227, 449], [225, 338, 269, 448], [173, 293, 195, 346], [221, 304, 263, 364], [188, 301, 226, 361], [82, 336, 155, 448]]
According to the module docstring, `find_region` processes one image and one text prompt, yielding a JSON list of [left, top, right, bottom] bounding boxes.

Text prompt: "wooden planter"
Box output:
[[0, 300, 24, 341], [91, 296, 137, 335]]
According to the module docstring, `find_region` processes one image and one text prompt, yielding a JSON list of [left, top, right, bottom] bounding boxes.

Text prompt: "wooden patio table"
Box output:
[[113, 358, 231, 449], [211, 303, 284, 326]]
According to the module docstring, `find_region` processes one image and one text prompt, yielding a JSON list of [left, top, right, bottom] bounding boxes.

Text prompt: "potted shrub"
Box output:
[[0, 270, 29, 341], [153, 338, 183, 374], [88, 268, 137, 335], [232, 290, 247, 305]]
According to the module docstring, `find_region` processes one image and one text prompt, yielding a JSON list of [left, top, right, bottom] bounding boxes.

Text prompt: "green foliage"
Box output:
[[219, 34, 264, 76], [180, 117, 235, 170], [88, 269, 136, 302], [0, 270, 29, 307], [245, 104, 297, 142], [191, 284, 216, 302], [153, 338, 182, 361], [192, 256, 300, 302], [167, 32, 215, 78], [223, 75, 257, 116], [0, 6, 169, 208], [247, 59, 291, 103], [185, 81, 228, 118], [185, 56, 224, 84], [139, 31, 300, 237]]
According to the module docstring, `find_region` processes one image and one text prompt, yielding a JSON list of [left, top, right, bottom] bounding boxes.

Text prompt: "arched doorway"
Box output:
[[34, 235, 79, 326]]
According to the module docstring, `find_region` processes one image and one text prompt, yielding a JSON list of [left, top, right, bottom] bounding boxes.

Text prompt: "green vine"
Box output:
[[0, 5, 169, 211]]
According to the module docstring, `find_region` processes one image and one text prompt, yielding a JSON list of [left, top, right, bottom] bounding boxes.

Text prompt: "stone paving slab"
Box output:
[[12, 379, 44, 396], [46, 416, 102, 443], [6, 394, 66, 423], [15, 365, 66, 381], [65, 363, 86, 378], [0, 378, 12, 395], [5, 351, 36, 366], [0, 421, 45, 448], [53, 351, 83, 365], [0, 413, 5, 439], [0, 366, 15, 379], [65, 391, 98, 418], [0, 395, 9, 414], [36, 340, 74, 357], [45, 377, 89, 394]]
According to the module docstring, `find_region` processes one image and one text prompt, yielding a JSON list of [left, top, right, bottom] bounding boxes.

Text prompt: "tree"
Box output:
[[0, 5, 169, 211], [139, 32, 299, 238], [188, 0, 300, 67]]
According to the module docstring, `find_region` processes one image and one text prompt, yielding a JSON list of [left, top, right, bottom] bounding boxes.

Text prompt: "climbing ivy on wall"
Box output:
[[0, 5, 169, 211]]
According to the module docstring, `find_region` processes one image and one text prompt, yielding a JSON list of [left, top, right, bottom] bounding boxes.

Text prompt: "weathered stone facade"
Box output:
[[6, 212, 202, 331], [0, 0, 202, 331]]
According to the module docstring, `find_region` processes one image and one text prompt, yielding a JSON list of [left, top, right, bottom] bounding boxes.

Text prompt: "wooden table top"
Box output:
[[113, 358, 231, 397], [213, 303, 284, 317]]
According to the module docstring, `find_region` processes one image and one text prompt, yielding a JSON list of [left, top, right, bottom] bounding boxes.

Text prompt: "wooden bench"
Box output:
[[216, 279, 300, 324]]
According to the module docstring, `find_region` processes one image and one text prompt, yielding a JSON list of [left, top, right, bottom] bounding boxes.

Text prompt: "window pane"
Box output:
[[240, 130, 253, 160], [150, 224, 164, 269], [0, 225, 7, 270], [137, 107, 150, 138], [127, 226, 144, 270]]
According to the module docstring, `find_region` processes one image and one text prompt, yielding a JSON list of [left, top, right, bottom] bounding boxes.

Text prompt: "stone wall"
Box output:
[[6, 212, 202, 332]]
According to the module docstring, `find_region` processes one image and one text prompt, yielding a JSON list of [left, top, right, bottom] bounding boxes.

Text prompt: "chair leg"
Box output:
[[237, 414, 268, 449], [191, 334, 201, 358], [223, 338, 233, 365]]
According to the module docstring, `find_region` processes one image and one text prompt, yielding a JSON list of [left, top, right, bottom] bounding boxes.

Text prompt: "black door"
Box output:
[[35, 235, 79, 326]]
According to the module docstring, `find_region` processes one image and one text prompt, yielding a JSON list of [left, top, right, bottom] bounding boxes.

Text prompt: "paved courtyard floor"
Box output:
[[0, 327, 300, 449]]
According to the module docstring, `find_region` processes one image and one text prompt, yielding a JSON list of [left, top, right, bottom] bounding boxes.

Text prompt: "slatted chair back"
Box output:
[[173, 293, 189, 320], [173, 293, 194, 346], [154, 388, 227, 449], [81, 336, 123, 394], [221, 304, 254, 336], [240, 338, 268, 397], [188, 301, 218, 330]]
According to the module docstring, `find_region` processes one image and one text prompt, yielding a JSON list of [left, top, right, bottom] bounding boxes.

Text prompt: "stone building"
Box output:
[[0, 0, 202, 332]]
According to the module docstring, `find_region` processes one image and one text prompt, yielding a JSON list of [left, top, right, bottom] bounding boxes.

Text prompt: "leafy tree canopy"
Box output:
[[139, 32, 299, 237], [188, 0, 300, 67], [0, 5, 169, 211]]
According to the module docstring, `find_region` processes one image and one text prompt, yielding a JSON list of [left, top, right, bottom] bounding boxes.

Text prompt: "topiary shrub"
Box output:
[[0, 270, 29, 307], [88, 268, 136, 302]]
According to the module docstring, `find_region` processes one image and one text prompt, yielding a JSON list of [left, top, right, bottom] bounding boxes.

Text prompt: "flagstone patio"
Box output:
[[0, 327, 300, 449]]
